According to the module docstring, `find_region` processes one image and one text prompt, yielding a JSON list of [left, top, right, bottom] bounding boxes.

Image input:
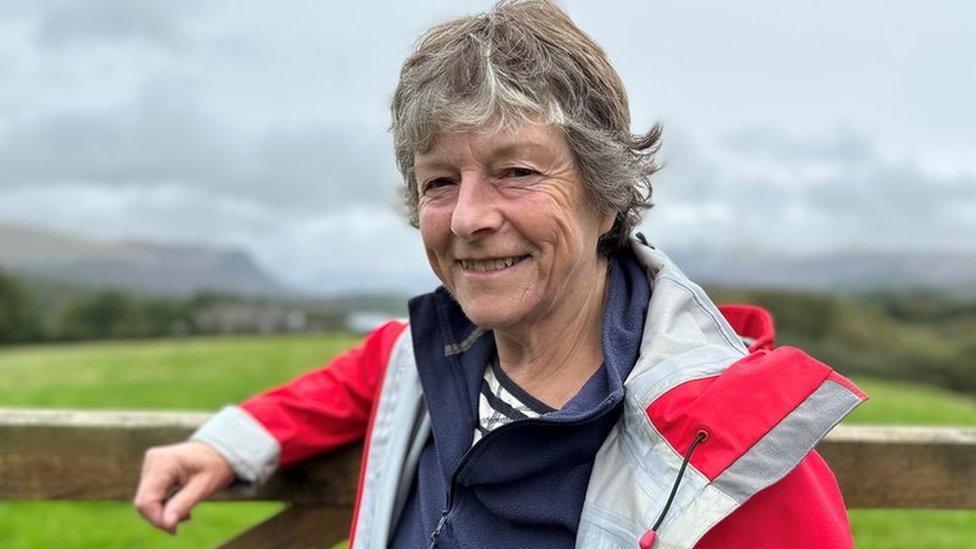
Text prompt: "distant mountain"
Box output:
[[4, 222, 974, 298], [296, 269, 441, 298], [668, 247, 976, 293], [297, 245, 976, 296], [294, 246, 976, 297], [0, 223, 288, 297]]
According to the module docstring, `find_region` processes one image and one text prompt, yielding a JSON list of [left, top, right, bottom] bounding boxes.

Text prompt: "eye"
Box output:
[[422, 177, 455, 193], [503, 167, 538, 179]]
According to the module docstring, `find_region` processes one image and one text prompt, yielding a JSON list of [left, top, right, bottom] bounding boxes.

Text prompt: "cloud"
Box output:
[[35, 0, 194, 49], [644, 127, 976, 253], [0, 79, 401, 214], [2, 0, 974, 295], [0, 180, 434, 293], [719, 127, 875, 166]]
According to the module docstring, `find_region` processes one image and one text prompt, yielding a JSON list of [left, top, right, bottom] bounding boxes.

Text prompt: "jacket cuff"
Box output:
[[190, 406, 280, 486]]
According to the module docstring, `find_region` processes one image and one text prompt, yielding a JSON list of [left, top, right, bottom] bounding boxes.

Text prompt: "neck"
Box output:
[[493, 258, 609, 410]]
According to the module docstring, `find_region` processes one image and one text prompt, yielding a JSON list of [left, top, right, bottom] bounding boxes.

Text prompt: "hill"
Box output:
[[0, 223, 287, 297], [671, 247, 976, 294]]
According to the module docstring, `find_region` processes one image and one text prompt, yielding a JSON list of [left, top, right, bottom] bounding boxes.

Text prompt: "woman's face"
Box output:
[[415, 123, 613, 330]]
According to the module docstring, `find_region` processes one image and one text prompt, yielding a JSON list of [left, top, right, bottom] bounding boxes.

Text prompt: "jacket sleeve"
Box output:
[[190, 320, 408, 485], [696, 450, 854, 548]]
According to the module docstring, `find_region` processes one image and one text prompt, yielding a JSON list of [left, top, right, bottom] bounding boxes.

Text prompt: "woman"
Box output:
[[134, 1, 866, 547]]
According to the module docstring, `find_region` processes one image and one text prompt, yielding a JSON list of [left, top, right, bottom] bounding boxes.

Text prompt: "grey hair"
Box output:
[[391, 0, 661, 255]]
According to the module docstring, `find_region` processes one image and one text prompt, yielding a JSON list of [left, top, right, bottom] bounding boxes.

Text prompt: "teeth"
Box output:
[[461, 256, 525, 272]]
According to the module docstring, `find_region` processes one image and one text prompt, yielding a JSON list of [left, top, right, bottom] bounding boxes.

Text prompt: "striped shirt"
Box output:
[[473, 355, 556, 445]]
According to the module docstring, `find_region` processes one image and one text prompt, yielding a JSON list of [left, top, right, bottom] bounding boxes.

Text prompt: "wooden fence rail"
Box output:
[[2, 408, 975, 547]]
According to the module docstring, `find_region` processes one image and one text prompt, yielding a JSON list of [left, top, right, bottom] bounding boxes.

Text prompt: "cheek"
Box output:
[[418, 207, 454, 280], [529, 200, 590, 252], [418, 206, 448, 246]]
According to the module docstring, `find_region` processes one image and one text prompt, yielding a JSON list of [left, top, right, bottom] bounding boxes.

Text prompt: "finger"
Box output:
[[161, 474, 214, 532], [133, 463, 179, 530]]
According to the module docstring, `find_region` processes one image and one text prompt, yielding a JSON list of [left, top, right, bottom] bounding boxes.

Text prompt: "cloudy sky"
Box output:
[[1, 0, 973, 293]]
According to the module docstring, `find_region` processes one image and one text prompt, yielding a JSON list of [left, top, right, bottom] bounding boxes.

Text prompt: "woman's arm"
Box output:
[[134, 319, 407, 534], [238, 319, 407, 466]]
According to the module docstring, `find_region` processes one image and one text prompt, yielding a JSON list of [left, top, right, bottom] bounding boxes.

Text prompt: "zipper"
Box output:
[[428, 509, 450, 548], [427, 401, 623, 547]]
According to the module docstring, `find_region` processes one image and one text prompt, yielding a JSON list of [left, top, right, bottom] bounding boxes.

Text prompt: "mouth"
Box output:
[[457, 254, 531, 273]]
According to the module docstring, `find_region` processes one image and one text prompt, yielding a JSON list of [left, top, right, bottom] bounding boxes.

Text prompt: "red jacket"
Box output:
[[238, 304, 858, 548]]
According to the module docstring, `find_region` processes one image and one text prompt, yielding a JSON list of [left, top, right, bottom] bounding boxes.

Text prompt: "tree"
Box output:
[[59, 291, 140, 340], [0, 269, 44, 344]]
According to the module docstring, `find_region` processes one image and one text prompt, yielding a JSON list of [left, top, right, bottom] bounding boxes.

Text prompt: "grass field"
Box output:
[[1, 334, 974, 548]]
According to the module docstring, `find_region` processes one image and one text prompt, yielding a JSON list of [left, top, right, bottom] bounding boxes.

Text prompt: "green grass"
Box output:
[[0, 334, 357, 549], [1, 334, 974, 548], [843, 377, 976, 548], [846, 375, 976, 426], [0, 501, 284, 549], [0, 333, 359, 409], [851, 509, 976, 549]]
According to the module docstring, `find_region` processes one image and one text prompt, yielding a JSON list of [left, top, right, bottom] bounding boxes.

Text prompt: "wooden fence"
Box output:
[[2, 408, 975, 547]]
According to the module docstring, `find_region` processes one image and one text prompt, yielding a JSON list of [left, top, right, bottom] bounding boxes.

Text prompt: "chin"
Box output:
[[456, 299, 522, 329], [457, 304, 505, 328]]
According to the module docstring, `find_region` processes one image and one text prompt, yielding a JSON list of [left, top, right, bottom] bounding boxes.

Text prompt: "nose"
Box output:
[[450, 172, 503, 239]]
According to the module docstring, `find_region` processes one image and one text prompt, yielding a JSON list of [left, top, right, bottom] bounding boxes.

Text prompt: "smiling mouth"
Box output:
[[458, 255, 530, 273]]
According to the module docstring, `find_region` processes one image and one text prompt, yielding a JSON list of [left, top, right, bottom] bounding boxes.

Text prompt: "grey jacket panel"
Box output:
[[190, 405, 280, 485], [349, 329, 426, 548]]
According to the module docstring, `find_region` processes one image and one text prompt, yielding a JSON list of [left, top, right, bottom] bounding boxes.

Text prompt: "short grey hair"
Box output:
[[391, 0, 661, 255]]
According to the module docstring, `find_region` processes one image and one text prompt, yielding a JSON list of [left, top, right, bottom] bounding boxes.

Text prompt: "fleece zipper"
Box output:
[[428, 401, 623, 548]]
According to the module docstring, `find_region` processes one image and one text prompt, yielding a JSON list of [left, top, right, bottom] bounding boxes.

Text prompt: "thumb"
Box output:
[[161, 474, 212, 533]]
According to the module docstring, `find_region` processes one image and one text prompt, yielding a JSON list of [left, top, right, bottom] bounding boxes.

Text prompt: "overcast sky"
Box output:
[[1, 0, 973, 292]]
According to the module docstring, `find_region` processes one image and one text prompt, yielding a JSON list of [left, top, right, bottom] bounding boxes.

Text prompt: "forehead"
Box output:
[[414, 123, 569, 169]]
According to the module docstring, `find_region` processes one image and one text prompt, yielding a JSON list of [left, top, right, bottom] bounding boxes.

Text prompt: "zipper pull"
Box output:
[[429, 508, 449, 548]]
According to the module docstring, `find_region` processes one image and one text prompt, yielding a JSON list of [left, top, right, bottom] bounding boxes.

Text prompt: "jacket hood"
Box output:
[[576, 238, 867, 548]]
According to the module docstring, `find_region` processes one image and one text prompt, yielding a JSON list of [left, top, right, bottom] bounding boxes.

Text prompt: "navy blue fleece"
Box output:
[[390, 248, 650, 548]]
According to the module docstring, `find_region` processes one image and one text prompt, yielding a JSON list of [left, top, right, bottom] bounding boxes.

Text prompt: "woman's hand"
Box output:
[[133, 441, 235, 534]]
